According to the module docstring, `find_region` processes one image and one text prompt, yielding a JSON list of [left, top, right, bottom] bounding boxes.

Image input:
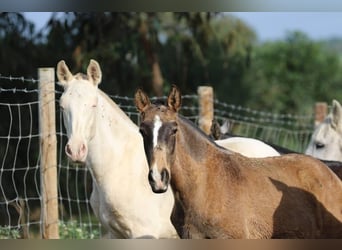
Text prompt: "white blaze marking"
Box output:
[[151, 162, 162, 181], [153, 115, 162, 148]]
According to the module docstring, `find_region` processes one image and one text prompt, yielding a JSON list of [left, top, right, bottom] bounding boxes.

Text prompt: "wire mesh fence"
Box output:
[[213, 99, 315, 153], [0, 72, 317, 238]]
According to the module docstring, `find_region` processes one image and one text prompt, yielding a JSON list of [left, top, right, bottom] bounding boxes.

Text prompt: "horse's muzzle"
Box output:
[[65, 142, 87, 163], [148, 168, 169, 193]]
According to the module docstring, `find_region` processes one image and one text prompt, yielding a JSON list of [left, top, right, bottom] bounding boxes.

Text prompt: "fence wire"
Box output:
[[0, 74, 316, 238]]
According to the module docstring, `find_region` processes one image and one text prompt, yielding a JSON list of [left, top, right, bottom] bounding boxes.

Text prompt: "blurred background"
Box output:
[[1, 12, 342, 238], [3, 12, 342, 114]]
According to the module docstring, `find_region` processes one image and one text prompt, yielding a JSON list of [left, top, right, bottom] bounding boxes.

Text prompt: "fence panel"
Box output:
[[0, 74, 319, 238], [0, 76, 42, 239], [213, 99, 315, 153]]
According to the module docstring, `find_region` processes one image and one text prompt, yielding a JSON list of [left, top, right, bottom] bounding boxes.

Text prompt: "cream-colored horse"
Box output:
[[306, 100, 342, 161], [57, 59, 178, 238], [215, 137, 280, 157], [211, 119, 281, 157]]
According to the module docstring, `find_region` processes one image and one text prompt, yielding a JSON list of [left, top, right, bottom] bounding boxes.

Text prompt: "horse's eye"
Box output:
[[315, 142, 325, 149], [171, 127, 178, 135]]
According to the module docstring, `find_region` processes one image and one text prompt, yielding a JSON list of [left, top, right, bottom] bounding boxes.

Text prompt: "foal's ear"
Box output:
[[332, 99, 342, 128], [56, 60, 73, 87], [87, 59, 102, 86], [134, 88, 151, 113], [167, 85, 181, 112]]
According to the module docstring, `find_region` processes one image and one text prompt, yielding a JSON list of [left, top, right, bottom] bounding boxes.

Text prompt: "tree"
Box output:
[[0, 13, 39, 76], [159, 13, 256, 102], [244, 31, 342, 114]]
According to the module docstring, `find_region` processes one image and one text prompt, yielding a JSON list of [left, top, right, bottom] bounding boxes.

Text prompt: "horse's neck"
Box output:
[[172, 117, 230, 203], [176, 115, 220, 161], [96, 91, 138, 144], [171, 119, 239, 207], [177, 117, 209, 158], [87, 92, 146, 182]]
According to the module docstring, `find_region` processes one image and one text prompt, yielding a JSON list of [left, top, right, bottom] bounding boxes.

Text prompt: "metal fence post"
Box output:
[[38, 67, 59, 239]]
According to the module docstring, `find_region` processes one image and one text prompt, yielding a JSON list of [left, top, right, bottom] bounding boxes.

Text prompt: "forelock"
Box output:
[[74, 73, 89, 81]]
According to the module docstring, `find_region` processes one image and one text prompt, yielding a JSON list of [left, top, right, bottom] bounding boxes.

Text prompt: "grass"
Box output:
[[58, 220, 101, 239], [0, 220, 101, 239], [0, 226, 21, 239]]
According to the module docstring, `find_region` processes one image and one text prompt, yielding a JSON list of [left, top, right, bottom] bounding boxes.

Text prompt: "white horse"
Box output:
[[56, 59, 178, 238], [215, 137, 280, 157], [305, 99, 342, 162], [211, 116, 342, 180], [210, 119, 280, 157]]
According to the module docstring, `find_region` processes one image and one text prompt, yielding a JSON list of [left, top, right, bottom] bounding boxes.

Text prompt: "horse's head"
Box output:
[[305, 99, 342, 161], [57, 59, 102, 163], [135, 85, 181, 193]]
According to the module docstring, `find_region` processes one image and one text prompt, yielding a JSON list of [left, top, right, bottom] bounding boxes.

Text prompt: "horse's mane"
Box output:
[[177, 110, 241, 178], [176, 114, 220, 148], [151, 98, 167, 106], [74, 73, 89, 81], [178, 115, 210, 137], [97, 88, 137, 127]]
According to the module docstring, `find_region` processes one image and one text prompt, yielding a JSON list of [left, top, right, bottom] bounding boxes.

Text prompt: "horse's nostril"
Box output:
[[79, 143, 86, 154], [148, 170, 155, 184], [65, 144, 72, 156], [161, 169, 169, 183]]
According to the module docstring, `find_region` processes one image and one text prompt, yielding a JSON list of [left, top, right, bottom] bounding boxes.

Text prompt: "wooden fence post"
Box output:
[[314, 102, 328, 127], [39, 68, 59, 239], [198, 86, 214, 135]]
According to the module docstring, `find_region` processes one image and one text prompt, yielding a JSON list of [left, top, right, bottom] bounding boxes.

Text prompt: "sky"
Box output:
[[23, 12, 342, 42], [231, 12, 342, 41]]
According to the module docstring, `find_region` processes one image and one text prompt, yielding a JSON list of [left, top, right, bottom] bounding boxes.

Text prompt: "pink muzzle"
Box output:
[[65, 140, 88, 163]]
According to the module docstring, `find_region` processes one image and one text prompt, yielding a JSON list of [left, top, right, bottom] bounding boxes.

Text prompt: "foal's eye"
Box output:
[[170, 127, 178, 135]]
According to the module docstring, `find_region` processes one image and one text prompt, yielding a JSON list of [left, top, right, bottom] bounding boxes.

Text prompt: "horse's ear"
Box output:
[[167, 85, 181, 112], [87, 59, 102, 86], [221, 119, 230, 134], [56, 60, 73, 87], [134, 88, 151, 113], [210, 119, 221, 140], [331, 99, 342, 128]]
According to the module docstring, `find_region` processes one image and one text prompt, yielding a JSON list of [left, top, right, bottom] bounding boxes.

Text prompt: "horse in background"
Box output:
[[305, 99, 342, 162], [135, 85, 342, 239], [215, 137, 280, 157], [57, 59, 178, 238], [211, 118, 342, 180], [210, 119, 295, 155], [211, 117, 280, 157]]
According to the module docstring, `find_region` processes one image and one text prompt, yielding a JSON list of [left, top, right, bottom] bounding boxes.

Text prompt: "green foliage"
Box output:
[[0, 226, 21, 239], [0, 221, 101, 239], [59, 220, 100, 239], [3, 13, 342, 235], [2, 12, 342, 112], [159, 13, 256, 101], [244, 31, 342, 114]]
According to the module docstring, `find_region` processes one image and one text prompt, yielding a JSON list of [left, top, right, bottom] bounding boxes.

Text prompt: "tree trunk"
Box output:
[[139, 18, 164, 96]]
